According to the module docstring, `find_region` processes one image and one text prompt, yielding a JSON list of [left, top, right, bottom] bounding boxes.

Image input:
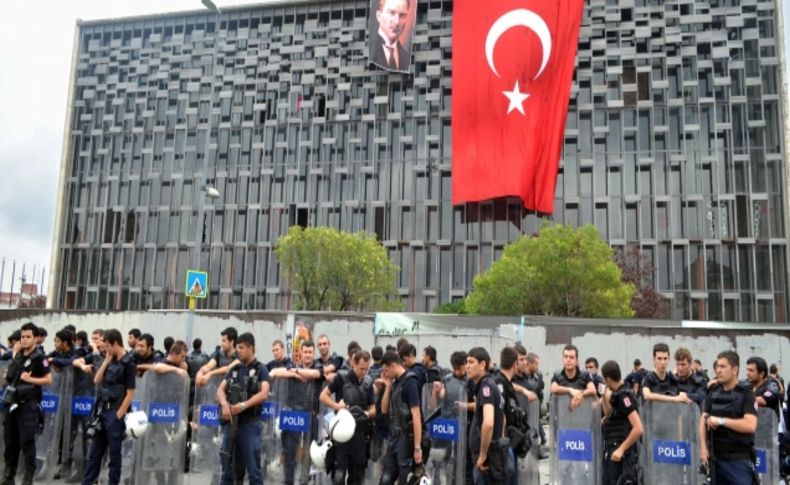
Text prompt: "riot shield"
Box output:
[[278, 376, 317, 485], [0, 359, 10, 458], [755, 407, 779, 485], [519, 396, 541, 484], [22, 363, 73, 481], [641, 401, 700, 485], [422, 379, 467, 485], [549, 394, 602, 485], [58, 365, 95, 482], [132, 370, 190, 485], [262, 376, 287, 483], [187, 375, 223, 485], [98, 373, 147, 485], [313, 398, 334, 485]]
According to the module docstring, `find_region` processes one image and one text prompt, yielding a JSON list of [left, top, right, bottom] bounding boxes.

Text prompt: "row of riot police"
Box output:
[[2, 323, 782, 485]]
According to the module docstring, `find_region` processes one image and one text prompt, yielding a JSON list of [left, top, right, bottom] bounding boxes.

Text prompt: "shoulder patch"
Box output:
[[483, 386, 491, 398], [42, 359, 48, 368], [623, 396, 632, 407], [764, 390, 774, 398]]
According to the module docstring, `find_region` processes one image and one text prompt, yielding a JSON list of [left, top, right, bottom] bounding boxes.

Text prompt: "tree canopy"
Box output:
[[465, 224, 634, 318], [275, 226, 400, 311]]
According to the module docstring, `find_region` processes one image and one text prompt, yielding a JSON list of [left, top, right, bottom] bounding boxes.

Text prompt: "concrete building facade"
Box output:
[[49, 0, 790, 322]]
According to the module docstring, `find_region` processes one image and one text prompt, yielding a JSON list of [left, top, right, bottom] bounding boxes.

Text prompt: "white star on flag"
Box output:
[[503, 80, 529, 115]]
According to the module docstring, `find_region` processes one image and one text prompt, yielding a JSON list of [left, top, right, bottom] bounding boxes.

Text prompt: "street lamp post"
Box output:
[[186, 0, 223, 347]]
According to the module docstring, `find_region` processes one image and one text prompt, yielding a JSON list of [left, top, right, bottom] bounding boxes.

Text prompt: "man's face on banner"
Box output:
[[377, 0, 409, 43]]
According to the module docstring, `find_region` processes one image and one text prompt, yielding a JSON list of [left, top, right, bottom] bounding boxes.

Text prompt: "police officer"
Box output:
[[48, 328, 80, 480], [319, 350, 376, 485], [746, 356, 781, 419], [133, 333, 161, 376], [266, 339, 291, 372], [81, 328, 136, 485], [643, 342, 691, 404], [216, 332, 270, 485], [196, 327, 239, 387], [1, 322, 52, 485], [674, 347, 708, 408], [379, 350, 423, 485], [550, 344, 597, 409], [399, 344, 427, 388], [699, 350, 758, 483], [467, 347, 509, 485], [423, 346, 442, 383], [270, 339, 324, 485], [600, 360, 643, 485]]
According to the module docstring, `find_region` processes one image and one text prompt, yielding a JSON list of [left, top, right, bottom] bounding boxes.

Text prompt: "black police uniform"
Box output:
[[408, 362, 428, 388], [551, 367, 593, 391], [676, 371, 708, 407], [81, 352, 136, 485], [425, 363, 443, 384], [220, 359, 269, 485], [642, 371, 679, 396], [133, 350, 161, 376], [283, 361, 324, 485], [704, 381, 758, 483], [524, 371, 546, 444], [328, 370, 375, 485], [265, 356, 291, 372], [602, 384, 640, 485], [381, 370, 421, 485], [470, 374, 507, 485], [755, 378, 781, 419], [49, 347, 83, 480], [212, 349, 238, 370], [2, 347, 50, 485]]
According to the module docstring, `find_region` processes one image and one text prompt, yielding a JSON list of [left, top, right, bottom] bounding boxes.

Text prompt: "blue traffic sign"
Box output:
[[185, 270, 208, 299]]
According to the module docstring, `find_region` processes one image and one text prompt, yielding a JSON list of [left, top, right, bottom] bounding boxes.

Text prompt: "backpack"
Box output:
[[187, 352, 210, 379]]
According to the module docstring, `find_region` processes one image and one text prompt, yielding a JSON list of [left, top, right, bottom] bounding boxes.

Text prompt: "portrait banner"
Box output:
[[368, 0, 418, 73]]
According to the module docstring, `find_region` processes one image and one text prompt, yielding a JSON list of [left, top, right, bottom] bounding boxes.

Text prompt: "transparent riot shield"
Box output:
[[422, 379, 467, 485], [365, 384, 386, 484], [58, 365, 95, 482], [641, 401, 700, 485], [279, 376, 317, 485], [22, 363, 73, 481], [262, 376, 287, 483], [549, 394, 602, 485], [0, 359, 10, 458], [313, 397, 334, 485], [520, 396, 541, 484], [187, 375, 223, 485], [755, 407, 779, 485], [133, 370, 190, 485]]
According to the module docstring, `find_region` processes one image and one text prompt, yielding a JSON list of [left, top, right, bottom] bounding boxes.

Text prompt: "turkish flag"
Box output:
[[451, 0, 584, 213]]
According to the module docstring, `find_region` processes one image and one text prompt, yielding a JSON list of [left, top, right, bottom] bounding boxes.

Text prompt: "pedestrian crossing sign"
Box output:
[[185, 270, 208, 299]]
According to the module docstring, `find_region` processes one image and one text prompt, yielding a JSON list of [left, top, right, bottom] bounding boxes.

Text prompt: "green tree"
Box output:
[[465, 224, 634, 318], [275, 226, 401, 311]]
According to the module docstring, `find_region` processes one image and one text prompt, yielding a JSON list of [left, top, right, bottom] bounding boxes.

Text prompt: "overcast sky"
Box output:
[[0, 1, 789, 296]]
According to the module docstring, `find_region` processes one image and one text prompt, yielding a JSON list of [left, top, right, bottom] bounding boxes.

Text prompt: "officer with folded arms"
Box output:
[[319, 349, 376, 485], [81, 328, 136, 485], [216, 332, 270, 485], [699, 350, 758, 483], [2, 322, 52, 485]]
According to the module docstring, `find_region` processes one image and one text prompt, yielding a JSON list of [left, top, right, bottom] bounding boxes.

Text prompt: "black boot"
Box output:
[[0, 466, 15, 485], [20, 466, 34, 485]]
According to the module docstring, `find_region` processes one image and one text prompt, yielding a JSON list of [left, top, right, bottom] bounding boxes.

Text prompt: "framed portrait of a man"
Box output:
[[368, 0, 417, 73]]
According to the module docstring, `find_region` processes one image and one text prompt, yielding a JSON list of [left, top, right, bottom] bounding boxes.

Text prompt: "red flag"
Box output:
[[451, 0, 584, 213]]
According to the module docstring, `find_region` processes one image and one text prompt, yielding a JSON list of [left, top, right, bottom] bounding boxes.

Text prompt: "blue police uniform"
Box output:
[[81, 352, 136, 485], [381, 370, 421, 485], [220, 359, 269, 485], [327, 370, 375, 485], [704, 381, 758, 484], [2, 347, 50, 485]]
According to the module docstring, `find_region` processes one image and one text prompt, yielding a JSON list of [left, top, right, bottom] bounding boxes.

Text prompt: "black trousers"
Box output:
[[602, 442, 640, 485], [3, 401, 38, 478]]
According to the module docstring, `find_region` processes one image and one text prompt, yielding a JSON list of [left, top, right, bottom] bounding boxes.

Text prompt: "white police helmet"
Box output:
[[124, 411, 149, 439], [329, 408, 356, 443], [309, 439, 333, 469]]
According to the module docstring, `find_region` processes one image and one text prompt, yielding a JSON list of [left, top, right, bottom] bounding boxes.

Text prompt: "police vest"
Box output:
[[645, 371, 679, 396], [389, 371, 418, 437], [98, 353, 134, 407], [7, 349, 46, 402], [604, 385, 635, 444], [755, 379, 781, 418], [338, 370, 373, 409], [225, 359, 265, 422], [289, 367, 319, 411], [707, 382, 755, 453], [676, 372, 705, 395]]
